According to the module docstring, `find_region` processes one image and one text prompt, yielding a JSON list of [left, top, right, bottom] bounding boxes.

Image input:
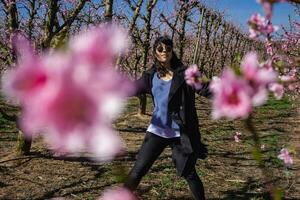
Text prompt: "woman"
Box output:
[[124, 36, 211, 200]]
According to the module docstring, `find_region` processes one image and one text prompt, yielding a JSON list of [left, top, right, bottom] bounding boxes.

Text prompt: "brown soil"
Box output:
[[0, 97, 299, 200]]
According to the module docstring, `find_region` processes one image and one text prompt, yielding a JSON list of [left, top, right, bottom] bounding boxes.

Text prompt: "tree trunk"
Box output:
[[193, 7, 205, 65], [138, 94, 147, 115], [16, 130, 32, 155], [138, 0, 157, 115], [104, 0, 113, 22], [7, 1, 32, 155]]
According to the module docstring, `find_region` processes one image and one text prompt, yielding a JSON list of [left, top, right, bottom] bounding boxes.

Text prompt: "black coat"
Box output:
[[134, 65, 211, 175]]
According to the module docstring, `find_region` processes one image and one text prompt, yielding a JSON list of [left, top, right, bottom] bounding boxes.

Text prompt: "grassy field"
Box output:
[[0, 95, 299, 200]]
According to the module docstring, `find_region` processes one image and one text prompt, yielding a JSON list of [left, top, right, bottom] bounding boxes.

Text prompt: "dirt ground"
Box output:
[[0, 96, 299, 200]]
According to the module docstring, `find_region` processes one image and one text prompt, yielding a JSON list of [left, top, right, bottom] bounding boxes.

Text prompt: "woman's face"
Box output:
[[155, 43, 172, 64]]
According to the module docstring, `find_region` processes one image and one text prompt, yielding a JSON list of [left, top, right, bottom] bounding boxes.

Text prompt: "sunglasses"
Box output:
[[156, 45, 172, 53]]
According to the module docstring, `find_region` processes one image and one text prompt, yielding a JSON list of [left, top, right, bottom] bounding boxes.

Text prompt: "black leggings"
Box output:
[[124, 132, 205, 200]]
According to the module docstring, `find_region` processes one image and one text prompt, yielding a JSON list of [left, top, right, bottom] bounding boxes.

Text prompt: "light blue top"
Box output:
[[146, 72, 180, 138]]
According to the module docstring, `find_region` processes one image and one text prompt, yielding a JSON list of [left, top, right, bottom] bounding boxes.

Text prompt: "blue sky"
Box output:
[[204, 0, 299, 34]]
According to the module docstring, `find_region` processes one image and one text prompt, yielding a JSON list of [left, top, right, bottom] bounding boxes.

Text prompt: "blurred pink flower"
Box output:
[[1, 25, 134, 161], [209, 76, 221, 93], [11, 32, 36, 60], [89, 128, 126, 162], [256, 0, 273, 19], [251, 86, 269, 107], [184, 64, 202, 90], [99, 187, 138, 200], [241, 52, 260, 80], [278, 148, 293, 166], [2, 35, 54, 104], [2, 60, 49, 103], [210, 69, 252, 119], [241, 52, 277, 106], [260, 59, 273, 70], [34, 81, 98, 132], [70, 24, 129, 67], [269, 83, 284, 99]]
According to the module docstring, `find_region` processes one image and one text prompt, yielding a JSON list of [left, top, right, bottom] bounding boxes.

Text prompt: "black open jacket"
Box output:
[[134, 64, 212, 160]]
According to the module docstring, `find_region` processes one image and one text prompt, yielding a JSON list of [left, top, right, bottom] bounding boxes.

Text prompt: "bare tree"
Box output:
[[137, 0, 157, 115], [104, 0, 113, 22]]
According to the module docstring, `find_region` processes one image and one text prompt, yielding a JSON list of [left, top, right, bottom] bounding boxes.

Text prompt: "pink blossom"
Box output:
[[209, 76, 221, 93], [184, 64, 202, 90], [11, 32, 36, 60], [265, 40, 274, 56], [248, 13, 278, 38], [260, 59, 273, 70], [2, 35, 54, 104], [210, 52, 282, 119], [241, 52, 260, 80], [282, 43, 288, 51], [249, 28, 258, 39], [234, 132, 242, 142], [241, 52, 277, 106], [251, 86, 268, 107], [29, 80, 98, 133], [288, 83, 297, 91], [280, 68, 297, 82], [256, 0, 273, 19], [278, 148, 293, 166], [269, 83, 284, 99], [210, 69, 252, 119], [89, 128, 126, 161], [99, 187, 138, 200], [70, 24, 129, 68], [2, 60, 49, 103], [1, 25, 134, 161]]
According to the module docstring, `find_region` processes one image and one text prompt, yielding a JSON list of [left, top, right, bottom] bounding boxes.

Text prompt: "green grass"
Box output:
[[259, 95, 292, 110], [241, 96, 293, 168], [125, 96, 154, 113], [242, 131, 286, 167]]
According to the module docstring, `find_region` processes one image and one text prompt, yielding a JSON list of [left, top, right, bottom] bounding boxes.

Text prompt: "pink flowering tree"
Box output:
[[278, 22, 300, 101], [184, 0, 299, 199], [207, 0, 298, 199]]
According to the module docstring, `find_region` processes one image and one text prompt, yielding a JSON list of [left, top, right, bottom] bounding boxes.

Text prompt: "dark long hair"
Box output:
[[152, 36, 184, 77]]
